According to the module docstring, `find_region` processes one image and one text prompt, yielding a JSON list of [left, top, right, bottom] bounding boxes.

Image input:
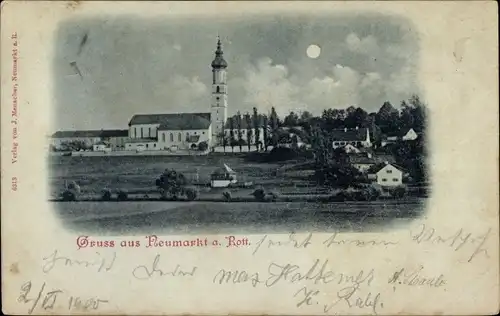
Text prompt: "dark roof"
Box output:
[[386, 128, 415, 138], [331, 128, 369, 141], [130, 113, 211, 129], [348, 153, 396, 165], [348, 156, 376, 164], [101, 130, 128, 137], [51, 129, 128, 138], [368, 162, 405, 174]]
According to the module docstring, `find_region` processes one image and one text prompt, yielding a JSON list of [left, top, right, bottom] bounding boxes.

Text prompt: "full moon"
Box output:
[[306, 44, 321, 59]]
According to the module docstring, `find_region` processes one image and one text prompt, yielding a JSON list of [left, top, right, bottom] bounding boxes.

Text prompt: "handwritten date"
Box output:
[[18, 281, 108, 314]]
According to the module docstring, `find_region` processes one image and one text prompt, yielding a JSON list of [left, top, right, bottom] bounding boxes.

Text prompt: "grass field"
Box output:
[[49, 155, 288, 197], [50, 155, 427, 234], [57, 199, 426, 235]]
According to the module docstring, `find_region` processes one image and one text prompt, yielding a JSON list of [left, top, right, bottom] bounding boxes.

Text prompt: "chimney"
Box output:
[[356, 126, 359, 130], [344, 128, 347, 132], [384, 161, 389, 165]]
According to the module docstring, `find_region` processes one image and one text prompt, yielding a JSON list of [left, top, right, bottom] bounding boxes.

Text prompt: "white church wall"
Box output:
[[130, 124, 159, 139], [158, 128, 211, 150]]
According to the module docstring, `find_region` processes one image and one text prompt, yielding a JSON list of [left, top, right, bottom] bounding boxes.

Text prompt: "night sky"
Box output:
[[53, 13, 419, 131]]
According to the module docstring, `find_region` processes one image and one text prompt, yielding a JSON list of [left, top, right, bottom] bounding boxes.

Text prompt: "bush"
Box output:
[[101, 189, 112, 201], [66, 181, 81, 194], [222, 190, 232, 201], [391, 185, 407, 198], [198, 141, 208, 151], [117, 189, 128, 201], [61, 190, 76, 201], [252, 188, 266, 201], [184, 187, 199, 201], [156, 169, 189, 198]]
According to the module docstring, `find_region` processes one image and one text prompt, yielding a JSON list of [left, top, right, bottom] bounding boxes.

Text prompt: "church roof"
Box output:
[[51, 129, 128, 138], [129, 113, 211, 130], [211, 38, 228, 69]]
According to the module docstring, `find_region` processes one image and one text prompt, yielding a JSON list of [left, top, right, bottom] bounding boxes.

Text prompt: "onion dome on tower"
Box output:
[[211, 37, 228, 69]]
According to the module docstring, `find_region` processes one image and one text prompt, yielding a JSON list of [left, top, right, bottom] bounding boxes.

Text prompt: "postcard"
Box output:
[[1, 1, 498, 315]]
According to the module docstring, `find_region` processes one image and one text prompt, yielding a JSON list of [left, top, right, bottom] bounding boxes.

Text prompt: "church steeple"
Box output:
[[211, 36, 228, 69], [210, 36, 228, 147]]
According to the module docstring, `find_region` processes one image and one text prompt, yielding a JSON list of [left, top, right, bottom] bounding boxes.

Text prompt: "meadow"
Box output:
[[49, 154, 289, 198], [49, 155, 427, 234]]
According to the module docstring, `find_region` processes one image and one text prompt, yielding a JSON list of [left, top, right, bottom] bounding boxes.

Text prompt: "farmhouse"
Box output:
[[331, 127, 371, 149], [368, 162, 404, 187], [347, 152, 396, 173], [51, 129, 128, 151], [382, 128, 418, 146]]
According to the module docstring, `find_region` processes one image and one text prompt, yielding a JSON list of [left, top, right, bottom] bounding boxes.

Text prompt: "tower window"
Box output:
[[216, 86, 220, 93], [178, 133, 181, 142], [216, 97, 220, 101], [170, 133, 173, 142]]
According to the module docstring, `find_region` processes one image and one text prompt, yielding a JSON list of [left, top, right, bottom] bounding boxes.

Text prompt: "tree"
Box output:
[[236, 111, 243, 152], [270, 107, 279, 147], [283, 111, 299, 127], [253, 107, 261, 151], [262, 115, 269, 151], [155, 169, 189, 200], [244, 112, 253, 151], [344, 107, 369, 128], [229, 117, 236, 152], [198, 141, 208, 151], [300, 111, 313, 123], [376, 101, 400, 134]]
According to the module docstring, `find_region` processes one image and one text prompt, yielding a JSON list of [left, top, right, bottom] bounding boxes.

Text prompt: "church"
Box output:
[[125, 38, 229, 151]]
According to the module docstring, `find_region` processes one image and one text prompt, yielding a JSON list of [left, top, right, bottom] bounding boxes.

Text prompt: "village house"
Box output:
[[368, 162, 405, 187], [382, 128, 418, 146], [347, 152, 396, 173], [331, 127, 371, 149], [51, 129, 128, 151]]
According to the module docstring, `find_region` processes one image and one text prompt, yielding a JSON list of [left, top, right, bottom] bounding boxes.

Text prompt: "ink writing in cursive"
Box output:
[[266, 259, 374, 288], [132, 254, 197, 280], [388, 266, 446, 288], [252, 232, 312, 255], [42, 249, 116, 273], [410, 224, 491, 262]]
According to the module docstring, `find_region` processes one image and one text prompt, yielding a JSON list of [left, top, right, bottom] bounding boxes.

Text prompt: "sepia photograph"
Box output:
[[48, 13, 429, 235]]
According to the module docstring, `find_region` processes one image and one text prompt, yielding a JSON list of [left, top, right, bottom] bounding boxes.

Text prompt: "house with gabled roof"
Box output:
[[367, 162, 405, 187], [382, 128, 419, 146], [331, 127, 371, 149]]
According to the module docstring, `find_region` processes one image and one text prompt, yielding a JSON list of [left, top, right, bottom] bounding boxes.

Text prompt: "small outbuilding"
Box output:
[[210, 163, 237, 188]]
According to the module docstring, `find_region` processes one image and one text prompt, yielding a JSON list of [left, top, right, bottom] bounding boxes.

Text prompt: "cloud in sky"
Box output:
[[54, 14, 419, 130]]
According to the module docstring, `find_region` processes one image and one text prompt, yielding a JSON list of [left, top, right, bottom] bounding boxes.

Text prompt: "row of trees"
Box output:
[[218, 95, 427, 154]]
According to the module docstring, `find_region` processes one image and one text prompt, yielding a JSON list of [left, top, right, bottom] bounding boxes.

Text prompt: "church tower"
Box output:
[[210, 37, 228, 145]]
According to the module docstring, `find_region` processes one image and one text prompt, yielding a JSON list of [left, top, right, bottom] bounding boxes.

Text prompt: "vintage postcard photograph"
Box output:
[[1, 1, 499, 315]]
